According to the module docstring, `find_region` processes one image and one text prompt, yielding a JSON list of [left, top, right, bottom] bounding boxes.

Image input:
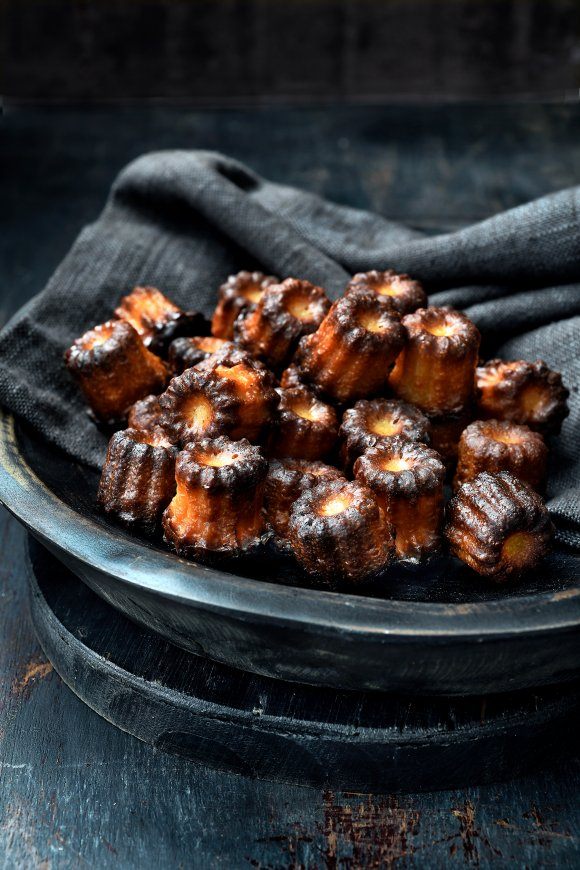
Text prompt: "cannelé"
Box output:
[[269, 385, 339, 461], [236, 278, 330, 369], [211, 271, 279, 340], [288, 479, 394, 581], [445, 471, 553, 580], [115, 286, 208, 355], [389, 306, 480, 415], [294, 289, 406, 403], [454, 419, 548, 492], [163, 436, 268, 559], [97, 427, 177, 534], [476, 358, 569, 436], [354, 437, 445, 561], [65, 319, 169, 423], [346, 270, 427, 316]]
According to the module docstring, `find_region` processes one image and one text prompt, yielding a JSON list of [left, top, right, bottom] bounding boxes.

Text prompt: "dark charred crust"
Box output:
[[353, 438, 445, 561], [288, 479, 393, 581], [354, 437, 445, 497], [390, 306, 480, 414], [97, 428, 177, 534], [294, 291, 406, 403], [476, 358, 570, 435], [265, 458, 343, 545], [445, 471, 553, 580], [115, 286, 209, 355], [340, 398, 431, 471], [162, 436, 268, 558], [454, 419, 548, 492], [346, 270, 427, 315], [159, 347, 279, 445], [236, 278, 331, 369], [211, 270, 279, 339], [65, 319, 170, 423], [269, 386, 339, 461], [168, 336, 234, 373]]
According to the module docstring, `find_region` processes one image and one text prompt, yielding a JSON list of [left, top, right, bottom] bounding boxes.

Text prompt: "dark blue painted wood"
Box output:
[[1, 104, 580, 867]]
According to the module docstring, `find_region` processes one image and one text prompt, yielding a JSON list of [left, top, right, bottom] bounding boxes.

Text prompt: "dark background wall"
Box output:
[[2, 0, 580, 103]]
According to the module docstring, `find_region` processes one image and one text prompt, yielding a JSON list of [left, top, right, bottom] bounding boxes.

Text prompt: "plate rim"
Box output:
[[0, 407, 579, 641]]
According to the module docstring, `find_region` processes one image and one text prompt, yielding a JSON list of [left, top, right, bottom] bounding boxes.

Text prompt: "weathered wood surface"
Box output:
[[1, 104, 580, 866], [3, 0, 580, 102]]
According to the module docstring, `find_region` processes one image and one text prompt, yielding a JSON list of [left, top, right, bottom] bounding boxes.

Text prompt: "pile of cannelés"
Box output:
[[65, 270, 569, 583]]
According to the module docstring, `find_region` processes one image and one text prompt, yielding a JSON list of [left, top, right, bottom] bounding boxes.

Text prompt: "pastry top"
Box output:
[[290, 478, 386, 538], [276, 386, 339, 433], [340, 398, 431, 458], [354, 437, 445, 498], [168, 336, 234, 373], [115, 286, 208, 353], [401, 306, 481, 358], [317, 289, 406, 353], [65, 319, 143, 370], [346, 270, 427, 315], [458, 419, 547, 464], [175, 436, 268, 492], [237, 278, 330, 346]]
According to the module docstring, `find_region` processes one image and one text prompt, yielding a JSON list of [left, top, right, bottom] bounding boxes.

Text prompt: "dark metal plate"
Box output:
[[0, 408, 579, 695]]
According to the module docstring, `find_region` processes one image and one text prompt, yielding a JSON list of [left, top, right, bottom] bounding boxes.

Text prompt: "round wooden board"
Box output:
[[26, 535, 580, 792]]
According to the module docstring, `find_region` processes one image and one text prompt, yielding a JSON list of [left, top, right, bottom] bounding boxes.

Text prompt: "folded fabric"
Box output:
[[0, 151, 578, 545]]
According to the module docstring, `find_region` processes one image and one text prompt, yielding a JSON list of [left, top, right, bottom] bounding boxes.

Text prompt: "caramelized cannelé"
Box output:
[[340, 398, 431, 472], [159, 347, 279, 445], [265, 458, 343, 546], [65, 320, 169, 423], [115, 286, 208, 355], [163, 436, 268, 559], [389, 307, 480, 415], [476, 359, 569, 435], [288, 479, 394, 581], [445, 471, 553, 580], [168, 336, 234, 374], [294, 289, 406, 403], [454, 419, 548, 492], [98, 428, 177, 534], [270, 386, 339, 461], [236, 278, 330, 369], [354, 437, 445, 561], [346, 270, 427, 316], [211, 271, 279, 339]]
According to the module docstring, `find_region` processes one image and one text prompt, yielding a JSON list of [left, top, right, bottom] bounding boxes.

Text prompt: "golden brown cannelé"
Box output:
[[476, 358, 569, 435], [97, 427, 177, 534], [168, 336, 234, 373], [390, 306, 480, 415], [288, 479, 394, 581], [294, 289, 406, 403], [115, 286, 208, 355], [163, 436, 268, 559], [339, 398, 431, 472], [346, 270, 427, 316], [236, 278, 331, 369], [65, 320, 169, 423], [211, 271, 279, 340], [265, 458, 344, 546], [354, 437, 445, 561], [445, 471, 553, 580], [269, 385, 339, 461], [454, 419, 548, 492], [159, 347, 279, 445]]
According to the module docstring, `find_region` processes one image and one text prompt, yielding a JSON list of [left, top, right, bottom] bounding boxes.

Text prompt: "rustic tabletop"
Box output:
[[1, 103, 579, 868]]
